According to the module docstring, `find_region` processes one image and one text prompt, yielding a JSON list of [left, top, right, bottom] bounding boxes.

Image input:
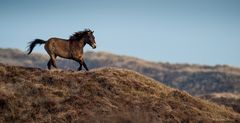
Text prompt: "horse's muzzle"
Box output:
[[92, 43, 96, 49]]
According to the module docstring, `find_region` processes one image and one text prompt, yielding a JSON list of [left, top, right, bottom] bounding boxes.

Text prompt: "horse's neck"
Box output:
[[69, 40, 85, 58], [69, 40, 85, 48], [79, 40, 86, 48]]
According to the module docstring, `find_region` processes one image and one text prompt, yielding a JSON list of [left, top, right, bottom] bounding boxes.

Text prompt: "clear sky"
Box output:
[[0, 0, 240, 66]]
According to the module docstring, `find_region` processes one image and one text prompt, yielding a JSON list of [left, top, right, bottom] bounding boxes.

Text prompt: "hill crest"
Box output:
[[1, 48, 240, 95]]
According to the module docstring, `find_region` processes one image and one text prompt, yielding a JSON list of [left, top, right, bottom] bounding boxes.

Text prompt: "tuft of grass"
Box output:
[[0, 66, 7, 75]]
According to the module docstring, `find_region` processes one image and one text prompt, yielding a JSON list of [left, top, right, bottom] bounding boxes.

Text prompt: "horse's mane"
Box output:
[[69, 29, 93, 41]]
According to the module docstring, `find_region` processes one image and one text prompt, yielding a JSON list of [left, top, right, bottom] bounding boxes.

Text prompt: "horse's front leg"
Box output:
[[78, 61, 82, 71], [82, 60, 89, 71], [76, 59, 88, 71], [75, 58, 83, 71]]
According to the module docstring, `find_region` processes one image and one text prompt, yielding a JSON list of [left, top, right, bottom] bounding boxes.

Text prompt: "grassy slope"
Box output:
[[0, 64, 239, 123]]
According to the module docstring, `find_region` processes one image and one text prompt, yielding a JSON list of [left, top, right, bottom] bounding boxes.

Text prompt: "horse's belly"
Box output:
[[55, 51, 70, 59]]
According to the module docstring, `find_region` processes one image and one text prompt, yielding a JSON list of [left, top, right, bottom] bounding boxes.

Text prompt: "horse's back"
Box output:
[[44, 38, 70, 58]]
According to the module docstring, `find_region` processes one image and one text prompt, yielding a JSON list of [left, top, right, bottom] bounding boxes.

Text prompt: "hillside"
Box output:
[[1, 48, 240, 95], [0, 64, 240, 122]]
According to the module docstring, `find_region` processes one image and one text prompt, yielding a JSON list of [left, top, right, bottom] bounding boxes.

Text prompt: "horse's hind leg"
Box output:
[[47, 55, 57, 70], [77, 60, 83, 71], [47, 59, 52, 70], [51, 56, 58, 68]]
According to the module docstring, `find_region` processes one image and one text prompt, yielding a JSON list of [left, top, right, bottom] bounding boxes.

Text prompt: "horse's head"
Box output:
[[82, 30, 96, 49], [70, 29, 96, 49]]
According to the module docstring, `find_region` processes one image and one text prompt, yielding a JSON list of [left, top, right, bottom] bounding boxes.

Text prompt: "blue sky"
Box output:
[[0, 0, 240, 66]]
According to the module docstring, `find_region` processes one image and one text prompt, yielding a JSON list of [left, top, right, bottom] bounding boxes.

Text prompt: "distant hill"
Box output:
[[200, 93, 240, 113], [0, 63, 239, 122], [1, 48, 240, 95]]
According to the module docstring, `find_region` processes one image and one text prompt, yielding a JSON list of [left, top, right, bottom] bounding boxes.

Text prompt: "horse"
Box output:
[[27, 29, 96, 71]]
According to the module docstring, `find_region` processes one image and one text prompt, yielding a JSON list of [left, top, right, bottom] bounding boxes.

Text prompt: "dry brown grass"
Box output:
[[0, 63, 240, 123]]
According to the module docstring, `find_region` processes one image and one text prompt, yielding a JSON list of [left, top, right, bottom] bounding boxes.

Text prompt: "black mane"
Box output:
[[69, 29, 93, 41]]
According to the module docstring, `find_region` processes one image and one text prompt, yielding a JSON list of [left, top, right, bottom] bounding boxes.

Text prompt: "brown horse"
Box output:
[[27, 29, 96, 71]]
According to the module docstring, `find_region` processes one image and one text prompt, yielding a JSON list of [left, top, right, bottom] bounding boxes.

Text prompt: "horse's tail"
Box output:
[[27, 39, 46, 55]]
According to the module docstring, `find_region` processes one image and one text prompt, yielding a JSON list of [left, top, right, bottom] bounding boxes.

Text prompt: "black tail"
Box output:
[[27, 39, 46, 55]]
